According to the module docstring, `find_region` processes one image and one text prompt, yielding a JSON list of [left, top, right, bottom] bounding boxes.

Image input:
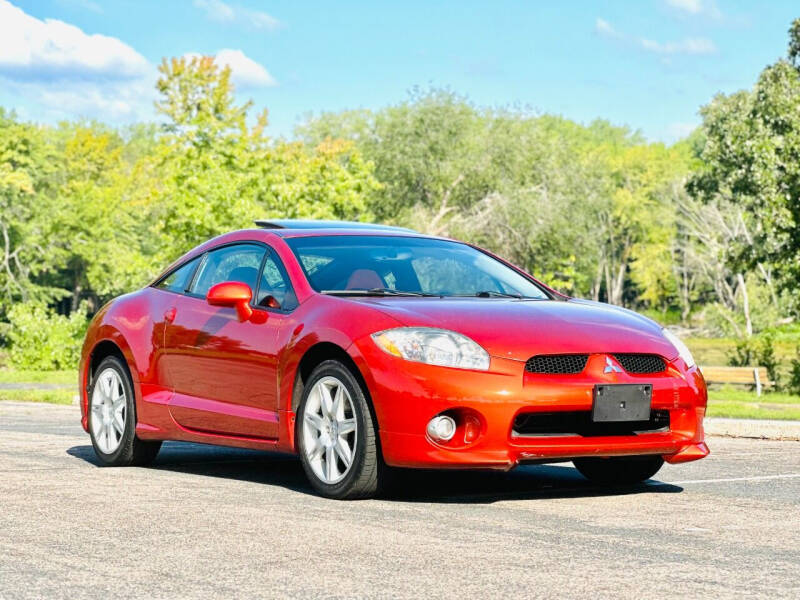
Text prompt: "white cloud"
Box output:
[[640, 37, 716, 55], [193, 0, 280, 31], [665, 0, 702, 14], [595, 17, 716, 56], [0, 0, 154, 121], [595, 18, 615, 37], [193, 0, 235, 22], [216, 49, 277, 88], [184, 49, 277, 88], [0, 1, 277, 123], [57, 0, 104, 13], [0, 0, 148, 81], [666, 121, 699, 140], [38, 79, 155, 120], [664, 0, 723, 21]]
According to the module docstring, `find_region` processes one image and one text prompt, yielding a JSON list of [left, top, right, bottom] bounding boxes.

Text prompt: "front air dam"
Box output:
[[664, 442, 710, 464]]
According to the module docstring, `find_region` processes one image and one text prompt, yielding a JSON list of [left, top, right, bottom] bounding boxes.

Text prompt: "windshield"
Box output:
[[285, 235, 549, 299]]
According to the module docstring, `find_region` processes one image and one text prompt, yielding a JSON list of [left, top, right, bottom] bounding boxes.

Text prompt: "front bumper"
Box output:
[[351, 340, 709, 470]]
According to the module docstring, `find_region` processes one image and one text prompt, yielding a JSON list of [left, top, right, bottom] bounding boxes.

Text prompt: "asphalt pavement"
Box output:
[[1, 401, 798, 599]]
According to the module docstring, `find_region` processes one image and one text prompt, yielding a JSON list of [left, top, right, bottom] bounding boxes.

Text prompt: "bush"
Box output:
[[639, 308, 683, 326], [726, 335, 781, 391], [789, 349, 800, 396], [727, 339, 754, 367], [5, 303, 89, 370], [757, 335, 780, 390]]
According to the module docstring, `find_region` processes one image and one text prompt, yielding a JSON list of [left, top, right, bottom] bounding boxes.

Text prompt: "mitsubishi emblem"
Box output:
[[603, 356, 623, 374]]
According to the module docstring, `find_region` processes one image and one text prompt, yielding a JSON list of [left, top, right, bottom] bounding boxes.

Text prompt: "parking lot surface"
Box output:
[[1, 401, 798, 599]]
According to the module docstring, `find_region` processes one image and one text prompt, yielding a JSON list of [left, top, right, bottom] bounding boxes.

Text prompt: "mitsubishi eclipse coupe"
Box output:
[[79, 220, 709, 499]]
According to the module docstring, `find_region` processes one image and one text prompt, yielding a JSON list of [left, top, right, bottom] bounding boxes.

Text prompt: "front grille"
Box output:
[[525, 354, 588, 375], [613, 354, 666, 374], [512, 409, 670, 437]]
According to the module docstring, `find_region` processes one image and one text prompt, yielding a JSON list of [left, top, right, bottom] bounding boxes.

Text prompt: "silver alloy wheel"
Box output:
[[90, 367, 127, 454], [302, 376, 358, 484]]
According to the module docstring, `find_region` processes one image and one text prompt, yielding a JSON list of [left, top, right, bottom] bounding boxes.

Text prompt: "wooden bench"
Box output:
[[699, 366, 773, 396]]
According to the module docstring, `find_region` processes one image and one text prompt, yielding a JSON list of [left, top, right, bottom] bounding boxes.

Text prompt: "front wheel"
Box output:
[[296, 360, 382, 499], [89, 356, 161, 467], [573, 455, 664, 485]]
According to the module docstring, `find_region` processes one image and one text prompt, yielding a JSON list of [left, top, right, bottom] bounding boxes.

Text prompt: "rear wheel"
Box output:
[[296, 360, 381, 499], [89, 356, 161, 467], [573, 455, 664, 485]]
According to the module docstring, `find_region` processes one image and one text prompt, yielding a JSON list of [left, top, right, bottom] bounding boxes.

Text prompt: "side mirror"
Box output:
[[206, 281, 253, 322]]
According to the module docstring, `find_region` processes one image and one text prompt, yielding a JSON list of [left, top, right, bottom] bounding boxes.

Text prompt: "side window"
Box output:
[[155, 256, 201, 293], [191, 245, 266, 298], [257, 252, 298, 311]]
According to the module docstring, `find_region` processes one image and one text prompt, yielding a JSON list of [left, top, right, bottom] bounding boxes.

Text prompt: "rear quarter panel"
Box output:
[[80, 288, 173, 432]]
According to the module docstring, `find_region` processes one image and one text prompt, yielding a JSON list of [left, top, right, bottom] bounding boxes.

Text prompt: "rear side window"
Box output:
[[155, 256, 201, 293]]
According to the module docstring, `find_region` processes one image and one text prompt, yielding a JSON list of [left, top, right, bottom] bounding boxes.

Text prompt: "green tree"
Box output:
[[689, 20, 800, 306], [298, 89, 496, 232], [49, 125, 154, 310], [0, 109, 62, 311], [154, 56, 380, 260], [299, 92, 694, 304]]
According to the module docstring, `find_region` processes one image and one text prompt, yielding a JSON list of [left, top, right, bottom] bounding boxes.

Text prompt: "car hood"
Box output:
[[355, 297, 677, 362]]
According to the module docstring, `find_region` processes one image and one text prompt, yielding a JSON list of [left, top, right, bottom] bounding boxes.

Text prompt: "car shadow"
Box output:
[[66, 442, 683, 504]]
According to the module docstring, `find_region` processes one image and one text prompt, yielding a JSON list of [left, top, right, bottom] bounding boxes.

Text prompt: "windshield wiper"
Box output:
[[321, 288, 440, 297], [473, 290, 523, 298], [369, 287, 442, 297]]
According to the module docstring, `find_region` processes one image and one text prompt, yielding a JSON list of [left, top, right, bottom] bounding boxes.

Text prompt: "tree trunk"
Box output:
[[610, 262, 626, 306], [427, 173, 464, 237], [71, 268, 83, 313], [736, 273, 753, 337], [591, 256, 604, 302], [757, 263, 779, 309], [71, 284, 82, 313]]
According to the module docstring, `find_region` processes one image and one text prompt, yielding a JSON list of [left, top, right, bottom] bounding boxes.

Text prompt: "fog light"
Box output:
[[463, 414, 481, 443], [427, 415, 456, 442]]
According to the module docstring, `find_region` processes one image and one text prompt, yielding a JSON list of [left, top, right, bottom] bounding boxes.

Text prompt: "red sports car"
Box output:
[[79, 220, 709, 499]]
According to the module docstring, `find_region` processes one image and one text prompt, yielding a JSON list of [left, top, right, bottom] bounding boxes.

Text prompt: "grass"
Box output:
[[708, 388, 800, 404], [0, 355, 798, 421], [0, 388, 76, 405], [685, 337, 799, 367], [0, 369, 75, 385], [0, 367, 78, 405], [686, 327, 800, 420], [706, 400, 800, 421], [707, 388, 800, 420]]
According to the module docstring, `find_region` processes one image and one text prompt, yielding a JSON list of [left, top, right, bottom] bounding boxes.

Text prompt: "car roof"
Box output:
[[151, 223, 447, 286], [254, 219, 418, 236]]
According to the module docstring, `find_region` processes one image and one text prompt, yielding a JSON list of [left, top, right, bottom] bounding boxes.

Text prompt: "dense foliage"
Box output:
[[4, 302, 88, 370], [1, 21, 800, 369]]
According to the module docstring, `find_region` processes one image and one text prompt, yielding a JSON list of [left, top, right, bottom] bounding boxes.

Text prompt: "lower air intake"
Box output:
[[512, 410, 670, 437]]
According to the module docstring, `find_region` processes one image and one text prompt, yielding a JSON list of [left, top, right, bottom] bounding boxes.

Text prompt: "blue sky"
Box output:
[[0, 0, 797, 142]]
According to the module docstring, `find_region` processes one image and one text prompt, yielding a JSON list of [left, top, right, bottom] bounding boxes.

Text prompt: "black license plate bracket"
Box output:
[[592, 384, 652, 422]]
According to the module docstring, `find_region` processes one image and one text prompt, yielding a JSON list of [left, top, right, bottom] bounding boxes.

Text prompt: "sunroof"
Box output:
[[254, 219, 416, 232]]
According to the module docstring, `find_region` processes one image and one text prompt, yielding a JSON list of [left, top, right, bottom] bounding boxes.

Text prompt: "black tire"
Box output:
[[88, 356, 161, 467], [573, 455, 664, 485], [296, 360, 382, 499]]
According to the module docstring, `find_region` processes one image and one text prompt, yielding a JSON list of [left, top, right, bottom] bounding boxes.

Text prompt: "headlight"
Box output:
[[371, 327, 490, 371], [662, 328, 695, 368]]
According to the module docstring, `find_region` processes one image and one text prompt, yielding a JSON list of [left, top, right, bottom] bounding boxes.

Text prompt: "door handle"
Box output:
[[164, 307, 176, 323]]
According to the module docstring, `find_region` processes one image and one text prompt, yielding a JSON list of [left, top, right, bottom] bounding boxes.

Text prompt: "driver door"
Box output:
[[162, 243, 294, 440]]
